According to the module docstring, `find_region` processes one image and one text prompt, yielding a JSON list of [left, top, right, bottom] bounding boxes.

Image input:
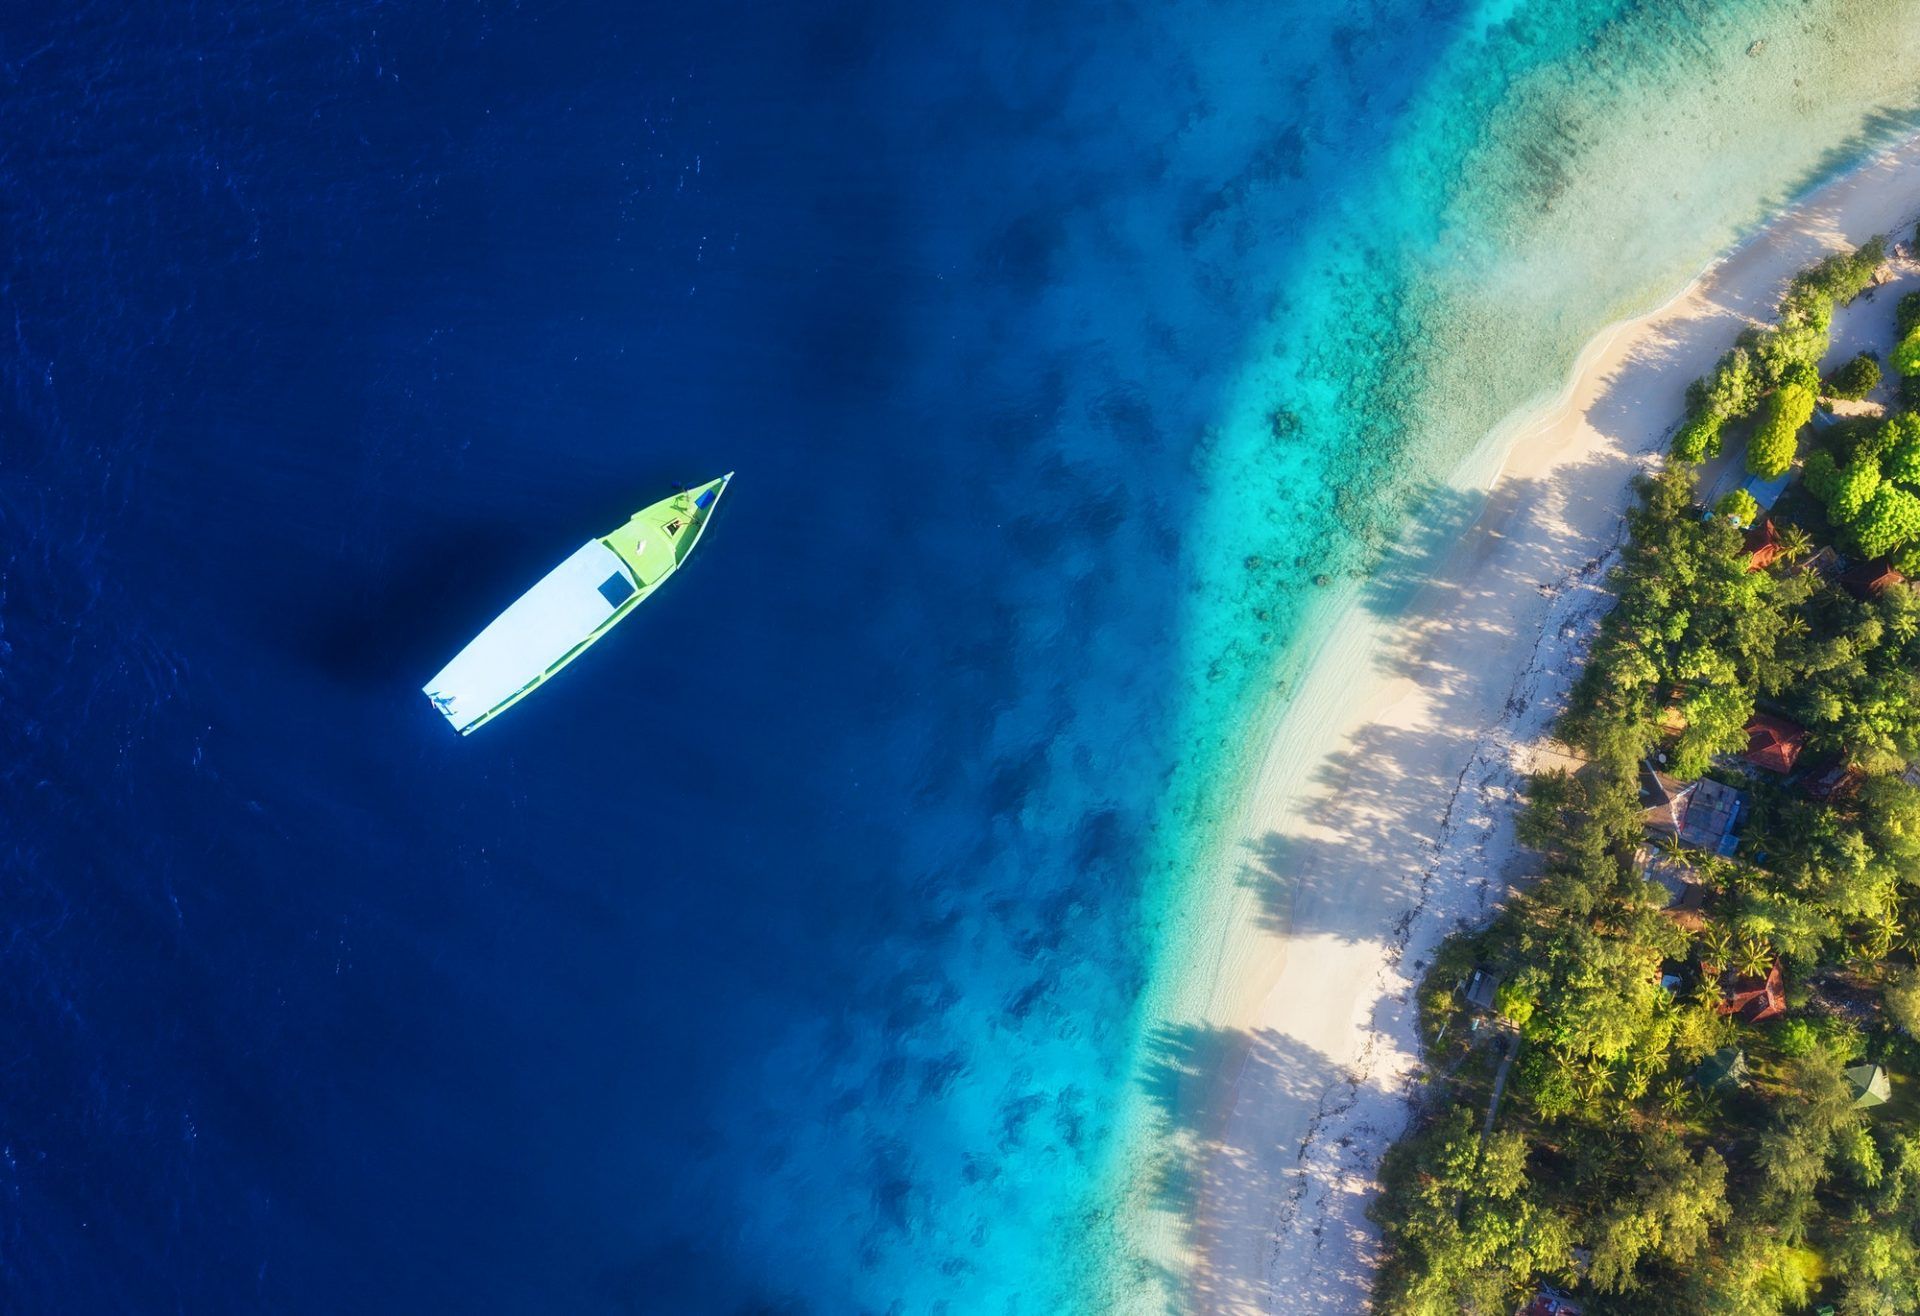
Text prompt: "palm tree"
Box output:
[[1695, 854, 1735, 892], [1650, 830, 1701, 869], [1736, 934, 1773, 979], [1895, 907, 1920, 960], [1692, 976, 1726, 1011], [1865, 909, 1906, 961], [1697, 923, 1733, 971], [1774, 523, 1814, 563]]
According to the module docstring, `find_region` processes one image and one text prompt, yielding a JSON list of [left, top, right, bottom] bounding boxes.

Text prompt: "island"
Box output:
[[1368, 231, 1920, 1312]]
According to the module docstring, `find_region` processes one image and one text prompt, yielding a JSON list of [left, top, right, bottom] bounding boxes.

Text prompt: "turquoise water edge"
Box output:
[[7, 2, 1920, 1314], [1005, 1, 1920, 1310]]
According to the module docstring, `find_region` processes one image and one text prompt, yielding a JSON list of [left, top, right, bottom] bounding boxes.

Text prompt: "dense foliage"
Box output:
[[1662, 238, 1885, 477], [1749, 380, 1815, 479], [1827, 352, 1882, 402], [1804, 414, 1920, 564], [1895, 292, 1920, 379], [1370, 239, 1920, 1316]]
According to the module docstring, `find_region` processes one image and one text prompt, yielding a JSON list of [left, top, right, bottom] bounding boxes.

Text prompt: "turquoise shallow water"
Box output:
[[865, 1, 1920, 1309], [4, 3, 1920, 1314]]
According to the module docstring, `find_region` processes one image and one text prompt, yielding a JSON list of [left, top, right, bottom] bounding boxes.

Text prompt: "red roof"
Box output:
[[1721, 962, 1786, 1023], [1743, 519, 1781, 572], [1841, 557, 1906, 599], [1743, 713, 1807, 774]]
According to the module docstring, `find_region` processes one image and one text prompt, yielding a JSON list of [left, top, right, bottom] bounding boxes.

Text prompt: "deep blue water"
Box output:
[[2, 6, 1196, 1312], [5, 2, 1918, 1313]]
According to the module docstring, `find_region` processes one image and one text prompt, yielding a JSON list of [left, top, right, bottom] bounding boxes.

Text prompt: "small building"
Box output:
[[1743, 518, 1782, 572], [1805, 761, 1864, 801], [1641, 763, 1744, 855], [1742, 468, 1794, 515], [1743, 713, 1808, 775], [1636, 845, 1707, 912], [1518, 1289, 1584, 1316], [1695, 1045, 1750, 1091], [1841, 556, 1906, 600], [1463, 967, 1501, 1013], [1846, 1063, 1892, 1109], [1720, 962, 1786, 1024], [1796, 545, 1843, 579]]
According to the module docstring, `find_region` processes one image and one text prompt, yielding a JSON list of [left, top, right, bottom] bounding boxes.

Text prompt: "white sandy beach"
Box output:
[[1167, 136, 1920, 1314]]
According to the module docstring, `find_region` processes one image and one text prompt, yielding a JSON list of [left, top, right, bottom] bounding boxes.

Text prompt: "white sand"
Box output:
[[1167, 136, 1920, 1314]]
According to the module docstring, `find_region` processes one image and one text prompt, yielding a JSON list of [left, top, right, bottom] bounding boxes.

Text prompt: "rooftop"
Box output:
[[1743, 713, 1808, 774], [1742, 518, 1781, 572], [1847, 1063, 1892, 1109], [1640, 764, 1744, 854], [1636, 845, 1707, 912], [1463, 968, 1500, 1012], [1841, 556, 1906, 599], [1695, 1045, 1750, 1091], [1805, 761, 1864, 801], [1720, 962, 1786, 1024]]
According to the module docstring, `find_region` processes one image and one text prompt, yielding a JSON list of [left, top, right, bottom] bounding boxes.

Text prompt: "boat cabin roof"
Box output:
[[423, 539, 635, 732]]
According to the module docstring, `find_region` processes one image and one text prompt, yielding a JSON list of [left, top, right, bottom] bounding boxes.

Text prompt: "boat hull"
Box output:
[[423, 474, 730, 734]]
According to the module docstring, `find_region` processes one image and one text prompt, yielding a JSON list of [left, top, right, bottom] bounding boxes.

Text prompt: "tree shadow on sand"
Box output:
[[1231, 712, 1534, 950], [1135, 1021, 1395, 1316]]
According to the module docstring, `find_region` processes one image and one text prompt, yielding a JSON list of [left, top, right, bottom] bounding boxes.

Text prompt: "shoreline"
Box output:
[[1157, 133, 1920, 1314]]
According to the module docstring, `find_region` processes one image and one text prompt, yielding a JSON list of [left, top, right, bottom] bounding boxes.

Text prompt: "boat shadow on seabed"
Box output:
[[289, 519, 544, 691]]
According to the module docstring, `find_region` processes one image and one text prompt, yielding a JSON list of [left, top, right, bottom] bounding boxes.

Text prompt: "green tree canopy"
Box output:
[[1371, 1107, 1571, 1316], [1587, 1134, 1730, 1293], [1882, 413, 1920, 483], [1891, 326, 1920, 377], [1689, 345, 1762, 420], [1715, 488, 1760, 527], [1826, 351, 1882, 400], [1854, 484, 1920, 558], [1673, 411, 1724, 464], [1804, 449, 1843, 504], [1748, 381, 1814, 478], [1831, 455, 1884, 524]]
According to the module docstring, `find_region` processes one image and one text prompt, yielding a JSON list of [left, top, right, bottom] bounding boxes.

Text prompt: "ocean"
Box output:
[[3, 2, 1918, 1313]]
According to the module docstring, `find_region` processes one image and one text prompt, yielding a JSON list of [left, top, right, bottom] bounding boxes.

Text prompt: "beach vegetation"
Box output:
[[1786, 235, 1884, 311], [1830, 454, 1882, 524], [1371, 241, 1920, 1316], [1894, 327, 1920, 377], [1893, 292, 1920, 379], [1747, 380, 1813, 478], [1885, 412, 1920, 482], [1854, 484, 1920, 559], [1371, 1106, 1572, 1316], [1714, 488, 1759, 526], [1802, 414, 1920, 560], [1689, 345, 1762, 421], [1672, 411, 1723, 464], [1900, 289, 1920, 340], [1825, 351, 1881, 400], [1676, 346, 1772, 465]]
